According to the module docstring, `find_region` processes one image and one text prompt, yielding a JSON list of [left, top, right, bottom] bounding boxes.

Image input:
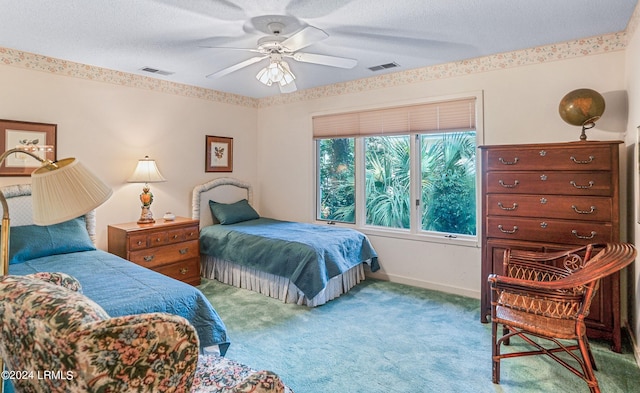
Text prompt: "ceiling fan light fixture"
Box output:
[[256, 59, 295, 87]]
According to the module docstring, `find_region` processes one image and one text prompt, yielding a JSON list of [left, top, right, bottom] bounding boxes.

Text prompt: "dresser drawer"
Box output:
[[155, 258, 201, 284], [129, 240, 199, 268], [486, 217, 613, 245], [486, 194, 612, 221], [486, 171, 612, 196], [486, 145, 612, 171]]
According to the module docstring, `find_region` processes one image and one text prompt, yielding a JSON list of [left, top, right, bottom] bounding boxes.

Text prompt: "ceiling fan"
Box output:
[[203, 21, 358, 93]]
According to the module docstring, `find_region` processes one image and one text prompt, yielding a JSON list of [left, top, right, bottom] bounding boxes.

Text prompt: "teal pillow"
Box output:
[[8, 217, 96, 264], [209, 199, 259, 225]]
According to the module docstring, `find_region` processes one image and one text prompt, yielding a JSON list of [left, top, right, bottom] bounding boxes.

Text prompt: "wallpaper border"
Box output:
[[0, 30, 630, 109]]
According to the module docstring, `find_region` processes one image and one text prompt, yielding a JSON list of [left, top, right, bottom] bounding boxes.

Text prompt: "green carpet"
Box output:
[[198, 278, 640, 393]]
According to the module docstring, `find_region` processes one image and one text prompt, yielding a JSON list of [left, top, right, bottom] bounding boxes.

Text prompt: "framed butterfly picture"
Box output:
[[205, 135, 233, 172]]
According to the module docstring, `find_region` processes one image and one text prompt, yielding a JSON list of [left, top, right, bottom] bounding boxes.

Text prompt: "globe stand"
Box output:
[[580, 122, 596, 141]]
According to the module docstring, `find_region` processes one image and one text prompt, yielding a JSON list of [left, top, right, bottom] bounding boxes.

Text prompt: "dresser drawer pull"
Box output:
[[497, 202, 518, 211], [498, 180, 519, 188], [179, 248, 189, 255], [571, 205, 596, 214], [173, 234, 179, 239], [572, 230, 596, 240], [498, 225, 518, 234], [570, 180, 594, 189], [570, 155, 595, 164], [179, 268, 189, 275], [143, 255, 155, 262], [136, 240, 144, 246], [154, 237, 162, 243], [498, 157, 519, 165]]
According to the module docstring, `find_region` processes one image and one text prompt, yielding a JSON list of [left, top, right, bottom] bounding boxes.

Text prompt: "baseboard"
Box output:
[[625, 321, 640, 368], [365, 271, 480, 299]]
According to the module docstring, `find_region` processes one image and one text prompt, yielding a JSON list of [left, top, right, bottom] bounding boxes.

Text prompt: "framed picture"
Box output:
[[0, 119, 57, 176], [205, 135, 233, 172]]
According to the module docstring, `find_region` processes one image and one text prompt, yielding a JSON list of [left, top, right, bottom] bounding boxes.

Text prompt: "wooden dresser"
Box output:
[[108, 217, 201, 286], [479, 140, 623, 351]]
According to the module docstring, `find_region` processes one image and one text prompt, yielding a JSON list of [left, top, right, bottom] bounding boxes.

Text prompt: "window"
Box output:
[[365, 135, 411, 229], [314, 94, 481, 240], [420, 132, 476, 235], [317, 138, 355, 223]]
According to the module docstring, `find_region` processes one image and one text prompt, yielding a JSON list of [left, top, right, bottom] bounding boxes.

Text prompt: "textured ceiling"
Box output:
[[0, 0, 637, 98]]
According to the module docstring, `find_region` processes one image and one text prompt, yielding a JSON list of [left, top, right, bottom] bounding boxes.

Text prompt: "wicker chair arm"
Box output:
[[71, 313, 200, 392]]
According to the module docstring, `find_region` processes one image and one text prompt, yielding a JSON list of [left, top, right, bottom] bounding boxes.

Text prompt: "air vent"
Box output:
[[140, 67, 174, 76], [368, 62, 400, 72]]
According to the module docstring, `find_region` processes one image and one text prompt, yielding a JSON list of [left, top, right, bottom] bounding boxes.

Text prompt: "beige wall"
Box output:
[[625, 21, 640, 360], [0, 65, 259, 248], [255, 51, 627, 298]]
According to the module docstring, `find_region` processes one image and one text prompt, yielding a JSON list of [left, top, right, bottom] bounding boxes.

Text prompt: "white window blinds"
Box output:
[[313, 97, 476, 138]]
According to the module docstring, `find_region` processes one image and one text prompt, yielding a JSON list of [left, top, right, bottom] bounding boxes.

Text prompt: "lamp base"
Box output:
[[137, 206, 155, 224]]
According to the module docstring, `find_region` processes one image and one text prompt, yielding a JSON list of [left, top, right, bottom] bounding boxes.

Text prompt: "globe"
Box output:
[[558, 88, 605, 140]]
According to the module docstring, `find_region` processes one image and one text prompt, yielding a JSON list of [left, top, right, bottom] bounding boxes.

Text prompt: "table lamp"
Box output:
[[127, 155, 166, 224]]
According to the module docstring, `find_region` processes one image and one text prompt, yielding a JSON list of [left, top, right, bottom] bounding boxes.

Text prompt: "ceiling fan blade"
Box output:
[[279, 80, 297, 94], [281, 25, 329, 52], [205, 56, 267, 79], [291, 52, 357, 69]]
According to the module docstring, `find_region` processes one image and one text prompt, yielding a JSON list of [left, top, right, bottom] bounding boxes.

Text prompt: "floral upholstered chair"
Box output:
[[0, 273, 288, 393]]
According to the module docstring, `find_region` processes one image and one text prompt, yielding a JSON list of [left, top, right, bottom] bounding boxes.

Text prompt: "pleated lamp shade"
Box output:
[[31, 158, 113, 225], [127, 156, 166, 184]]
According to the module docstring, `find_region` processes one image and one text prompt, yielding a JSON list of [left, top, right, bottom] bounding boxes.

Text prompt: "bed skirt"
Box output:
[[201, 255, 366, 307]]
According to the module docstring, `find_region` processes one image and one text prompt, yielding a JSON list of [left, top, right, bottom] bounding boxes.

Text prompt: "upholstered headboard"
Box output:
[[0, 184, 97, 243], [191, 177, 254, 229]]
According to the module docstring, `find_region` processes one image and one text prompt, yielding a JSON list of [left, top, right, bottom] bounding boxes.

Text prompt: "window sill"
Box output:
[[315, 220, 479, 248]]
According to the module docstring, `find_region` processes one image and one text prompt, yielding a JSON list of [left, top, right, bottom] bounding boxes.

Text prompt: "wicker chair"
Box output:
[[489, 243, 636, 393]]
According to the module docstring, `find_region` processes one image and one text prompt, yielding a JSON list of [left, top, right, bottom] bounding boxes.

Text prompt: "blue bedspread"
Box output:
[[200, 218, 379, 299], [9, 249, 229, 355]]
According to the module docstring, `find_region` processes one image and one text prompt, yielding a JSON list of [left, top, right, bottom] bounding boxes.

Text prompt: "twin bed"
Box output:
[[4, 184, 229, 357], [192, 177, 379, 307]]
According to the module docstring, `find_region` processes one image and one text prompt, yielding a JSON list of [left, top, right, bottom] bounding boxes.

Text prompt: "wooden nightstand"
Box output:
[[108, 217, 201, 286]]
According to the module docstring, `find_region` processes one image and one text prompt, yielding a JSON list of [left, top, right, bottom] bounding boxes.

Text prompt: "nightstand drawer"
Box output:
[[155, 258, 200, 285], [147, 231, 170, 247], [129, 234, 148, 250], [129, 240, 199, 268]]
